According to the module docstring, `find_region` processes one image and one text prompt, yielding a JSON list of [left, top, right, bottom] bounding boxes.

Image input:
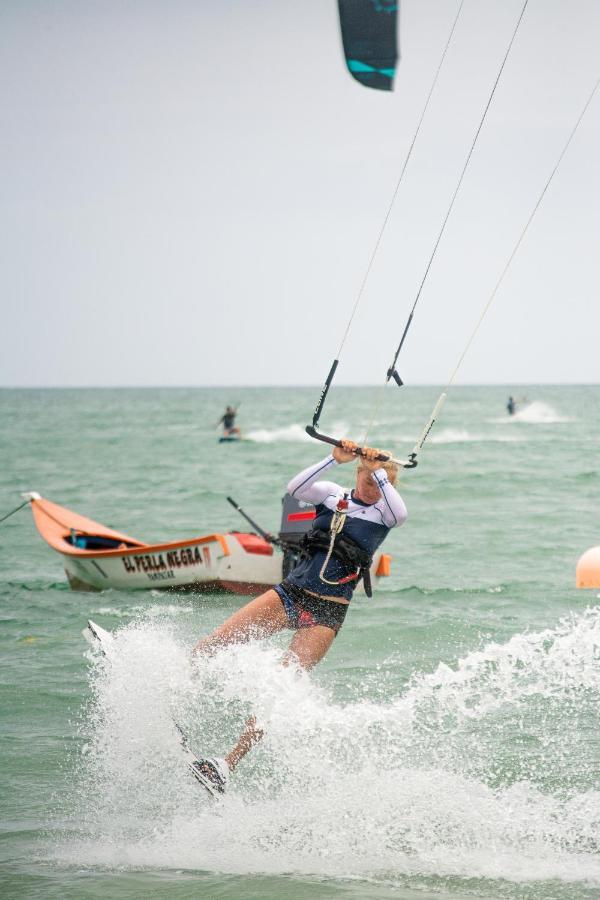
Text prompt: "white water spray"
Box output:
[[59, 609, 600, 887]]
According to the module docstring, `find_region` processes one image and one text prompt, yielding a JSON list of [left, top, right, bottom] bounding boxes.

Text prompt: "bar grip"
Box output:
[[305, 426, 391, 463]]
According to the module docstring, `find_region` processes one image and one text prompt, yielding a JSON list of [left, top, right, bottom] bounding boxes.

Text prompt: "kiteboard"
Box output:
[[83, 619, 224, 798], [84, 618, 115, 655]]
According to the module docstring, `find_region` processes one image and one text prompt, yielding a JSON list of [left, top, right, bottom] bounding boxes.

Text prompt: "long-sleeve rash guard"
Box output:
[[285, 454, 407, 600]]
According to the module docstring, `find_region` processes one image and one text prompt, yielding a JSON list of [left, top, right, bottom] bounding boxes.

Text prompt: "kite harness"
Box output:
[[300, 495, 374, 597]]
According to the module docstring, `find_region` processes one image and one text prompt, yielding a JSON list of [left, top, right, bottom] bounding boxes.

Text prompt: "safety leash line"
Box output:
[[318, 495, 359, 586]]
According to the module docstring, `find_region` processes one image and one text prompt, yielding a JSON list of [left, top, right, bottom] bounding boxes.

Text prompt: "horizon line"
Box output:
[[0, 382, 598, 390]]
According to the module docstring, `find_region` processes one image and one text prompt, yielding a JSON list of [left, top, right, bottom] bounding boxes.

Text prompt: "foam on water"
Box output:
[[245, 422, 349, 443], [513, 402, 570, 424], [56, 607, 600, 888], [245, 424, 314, 443], [91, 604, 194, 618], [490, 402, 571, 425]]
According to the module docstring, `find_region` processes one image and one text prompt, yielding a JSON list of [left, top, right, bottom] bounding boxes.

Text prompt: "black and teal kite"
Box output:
[[338, 0, 398, 91]]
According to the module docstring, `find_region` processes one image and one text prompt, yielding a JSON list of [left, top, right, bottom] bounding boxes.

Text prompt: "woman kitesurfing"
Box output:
[[72, 0, 599, 807], [189, 439, 407, 794]]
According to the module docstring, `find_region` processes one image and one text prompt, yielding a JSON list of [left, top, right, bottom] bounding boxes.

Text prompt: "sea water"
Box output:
[[0, 385, 598, 900]]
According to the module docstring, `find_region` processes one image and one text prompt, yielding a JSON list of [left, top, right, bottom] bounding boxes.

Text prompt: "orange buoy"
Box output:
[[376, 553, 392, 577], [576, 546, 600, 588]]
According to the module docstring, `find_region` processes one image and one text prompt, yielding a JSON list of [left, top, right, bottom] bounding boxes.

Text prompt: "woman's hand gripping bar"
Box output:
[[305, 425, 417, 468]]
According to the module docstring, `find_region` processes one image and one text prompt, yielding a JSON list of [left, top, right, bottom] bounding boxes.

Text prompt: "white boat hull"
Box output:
[[63, 533, 283, 594]]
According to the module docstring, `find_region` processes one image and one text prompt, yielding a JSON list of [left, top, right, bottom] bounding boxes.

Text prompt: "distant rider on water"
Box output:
[[218, 405, 240, 437]]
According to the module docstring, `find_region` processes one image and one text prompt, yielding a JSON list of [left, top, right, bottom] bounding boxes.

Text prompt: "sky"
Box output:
[[1, 0, 599, 387]]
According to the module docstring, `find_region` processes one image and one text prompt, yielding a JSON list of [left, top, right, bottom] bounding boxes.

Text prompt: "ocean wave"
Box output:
[[407, 604, 600, 716], [429, 428, 522, 444], [245, 424, 313, 443], [58, 608, 600, 887], [3, 580, 69, 592], [245, 422, 349, 444], [90, 604, 193, 618], [397, 583, 507, 596]]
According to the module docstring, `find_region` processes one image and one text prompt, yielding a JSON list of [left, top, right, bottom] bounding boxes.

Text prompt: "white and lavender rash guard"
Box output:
[[285, 454, 407, 600]]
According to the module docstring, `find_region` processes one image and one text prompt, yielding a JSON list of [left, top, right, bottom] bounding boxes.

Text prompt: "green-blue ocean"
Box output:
[[1, 385, 599, 900]]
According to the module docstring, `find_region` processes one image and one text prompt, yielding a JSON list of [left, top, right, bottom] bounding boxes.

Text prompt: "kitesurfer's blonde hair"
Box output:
[[357, 454, 399, 486]]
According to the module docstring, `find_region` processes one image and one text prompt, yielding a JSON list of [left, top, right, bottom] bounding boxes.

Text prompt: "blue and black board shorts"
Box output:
[[274, 581, 348, 635]]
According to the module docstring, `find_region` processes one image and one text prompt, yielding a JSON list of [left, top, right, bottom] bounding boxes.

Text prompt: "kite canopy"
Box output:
[[338, 0, 399, 91]]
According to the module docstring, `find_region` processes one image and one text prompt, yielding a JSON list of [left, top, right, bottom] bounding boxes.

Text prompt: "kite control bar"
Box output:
[[305, 425, 418, 469], [307, 359, 418, 468]]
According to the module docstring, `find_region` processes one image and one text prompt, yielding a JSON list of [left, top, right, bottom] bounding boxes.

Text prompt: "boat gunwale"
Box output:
[[55, 532, 232, 560], [30, 496, 233, 559]]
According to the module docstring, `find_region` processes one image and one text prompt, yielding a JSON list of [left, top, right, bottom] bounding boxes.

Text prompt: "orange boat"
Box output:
[[26, 493, 282, 594], [25, 493, 391, 595]]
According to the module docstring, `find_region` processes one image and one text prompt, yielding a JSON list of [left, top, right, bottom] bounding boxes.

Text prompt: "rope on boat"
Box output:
[[0, 498, 31, 525]]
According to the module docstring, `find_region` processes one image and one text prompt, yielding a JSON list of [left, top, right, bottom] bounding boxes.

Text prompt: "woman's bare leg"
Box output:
[[192, 589, 288, 656], [225, 715, 264, 770], [283, 624, 336, 670], [224, 624, 337, 771]]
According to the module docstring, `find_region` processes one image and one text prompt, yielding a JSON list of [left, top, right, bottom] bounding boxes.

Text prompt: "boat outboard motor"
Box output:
[[278, 493, 316, 578]]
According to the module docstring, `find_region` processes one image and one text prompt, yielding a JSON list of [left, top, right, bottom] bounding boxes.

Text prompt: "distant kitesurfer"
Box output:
[[190, 439, 407, 794], [218, 405, 240, 438], [507, 396, 516, 416]]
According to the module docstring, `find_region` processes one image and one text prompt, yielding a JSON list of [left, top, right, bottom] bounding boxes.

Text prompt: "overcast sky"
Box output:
[[1, 0, 599, 387]]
